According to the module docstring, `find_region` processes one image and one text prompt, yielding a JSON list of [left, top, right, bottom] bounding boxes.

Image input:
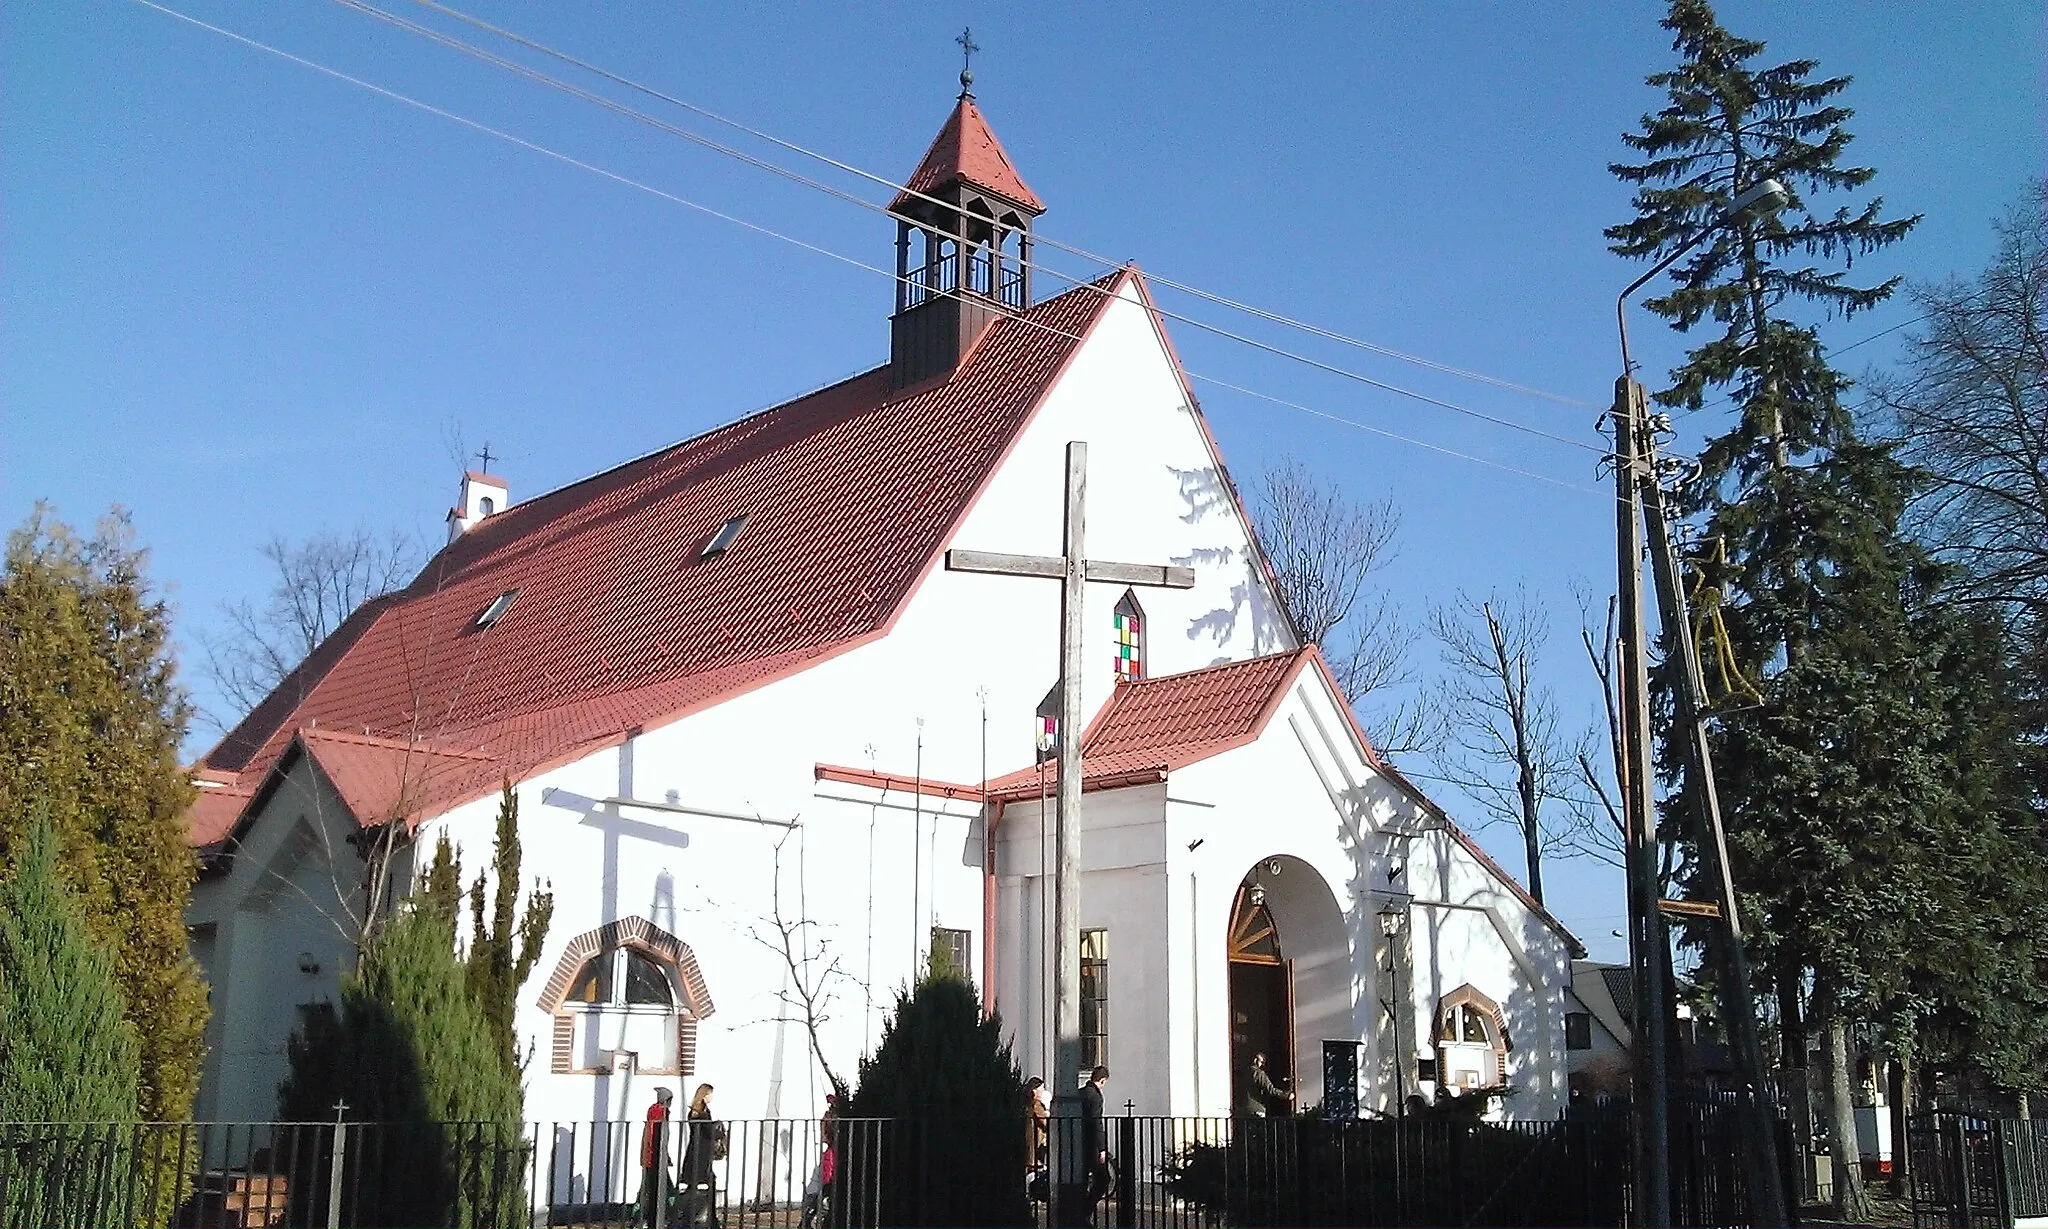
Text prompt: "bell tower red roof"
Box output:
[[890, 95, 1043, 214]]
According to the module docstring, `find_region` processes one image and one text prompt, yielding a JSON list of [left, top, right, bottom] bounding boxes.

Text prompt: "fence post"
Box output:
[[1994, 1118, 2014, 1229], [327, 1101, 349, 1229], [1956, 1115, 1975, 1229], [1116, 1104, 1136, 1229]]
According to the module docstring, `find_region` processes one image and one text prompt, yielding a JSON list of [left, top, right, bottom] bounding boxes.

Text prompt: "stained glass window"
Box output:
[[1036, 683, 1060, 764], [1113, 590, 1144, 683]]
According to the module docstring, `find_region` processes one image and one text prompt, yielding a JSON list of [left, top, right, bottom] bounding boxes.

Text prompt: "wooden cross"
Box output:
[[945, 440, 1192, 1129]]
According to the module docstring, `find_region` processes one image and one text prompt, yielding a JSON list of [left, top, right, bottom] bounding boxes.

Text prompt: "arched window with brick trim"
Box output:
[[1434, 983, 1510, 1094], [538, 917, 715, 1076]]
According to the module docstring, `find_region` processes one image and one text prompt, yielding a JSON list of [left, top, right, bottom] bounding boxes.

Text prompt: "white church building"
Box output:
[[184, 92, 1582, 1137]]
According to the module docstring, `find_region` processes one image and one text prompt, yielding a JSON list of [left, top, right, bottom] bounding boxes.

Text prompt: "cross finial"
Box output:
[[955, 27, 978, 95], [475, 442, 496, 474]]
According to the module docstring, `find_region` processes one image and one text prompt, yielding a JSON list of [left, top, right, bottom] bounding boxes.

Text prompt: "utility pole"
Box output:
[[1613, 377, 1672, 1229], [1634, 399, 1790, 1228], [1611, 176, 1792, 1229]]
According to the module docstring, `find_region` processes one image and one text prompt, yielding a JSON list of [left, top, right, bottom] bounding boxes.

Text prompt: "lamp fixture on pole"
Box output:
[[1377, 902, 1407, 1119]]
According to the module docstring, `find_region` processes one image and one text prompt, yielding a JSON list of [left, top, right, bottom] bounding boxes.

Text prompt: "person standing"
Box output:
[[1024, 1076, 1050, 1182], [678, 1084, 723, 1228], [636, 1087, 674, 1227], [1080, 1066, 1112, 1218], [800, 1094, 838, 1229], [1240, 1052, 1292, 1117]]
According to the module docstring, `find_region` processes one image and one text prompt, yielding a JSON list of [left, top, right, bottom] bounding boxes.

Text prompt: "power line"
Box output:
[[401, 0, 1604, 413], [122, 0, 1618, 503], [325, 0, 1607, 458]]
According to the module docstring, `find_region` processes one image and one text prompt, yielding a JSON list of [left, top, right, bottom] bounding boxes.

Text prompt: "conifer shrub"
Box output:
[[838, 974, 1031, 1227], [0, 509, 209, 1127], [0, 818, 143, 1229], [278, 895, 528, 1227]]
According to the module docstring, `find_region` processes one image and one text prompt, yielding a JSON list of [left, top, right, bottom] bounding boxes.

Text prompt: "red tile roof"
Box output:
[[190, 272, 1126, 848], [980, 646, 1585, 956], [890, 96, 1044, 214], [187, 781, 254, 849], [985, 649, 1314, 798]]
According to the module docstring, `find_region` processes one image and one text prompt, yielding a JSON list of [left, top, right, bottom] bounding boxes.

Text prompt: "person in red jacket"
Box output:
[[636, 1087, 674, 1226]]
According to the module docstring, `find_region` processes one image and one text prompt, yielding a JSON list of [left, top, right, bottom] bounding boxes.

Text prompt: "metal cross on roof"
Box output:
[[956, 27, 979, 93], [475, 442, 496, 474]]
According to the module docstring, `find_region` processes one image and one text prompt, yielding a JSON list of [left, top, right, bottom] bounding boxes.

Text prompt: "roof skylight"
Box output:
[[701, 516, 747, 559], [473, 589, 520, 630]]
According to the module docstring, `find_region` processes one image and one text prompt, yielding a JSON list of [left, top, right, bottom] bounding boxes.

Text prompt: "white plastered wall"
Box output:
[[182, 278, 1295, 1132], [187, 758, 376, 1124]]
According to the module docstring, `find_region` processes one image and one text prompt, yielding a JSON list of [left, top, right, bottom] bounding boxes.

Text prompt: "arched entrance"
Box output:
[[1228, 879, 1292, 1111], [1226, 855, 1351, 1116]]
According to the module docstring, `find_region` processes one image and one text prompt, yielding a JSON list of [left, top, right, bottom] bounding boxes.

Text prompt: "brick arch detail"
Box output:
[[539, 917, 715, 1077], [1435, 983, 1511, 1080]]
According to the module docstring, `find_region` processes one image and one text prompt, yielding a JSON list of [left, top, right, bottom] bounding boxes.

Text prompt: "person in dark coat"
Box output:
[[1080, 1066, 1112, 1214], [677, 1084, 723, 1228], [1240, 1052, 1293, 1117]]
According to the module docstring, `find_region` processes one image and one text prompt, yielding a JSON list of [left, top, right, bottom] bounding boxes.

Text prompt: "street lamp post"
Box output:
[[1613, 177, 1790, 1229], [1378, 904, 1407, 1119]]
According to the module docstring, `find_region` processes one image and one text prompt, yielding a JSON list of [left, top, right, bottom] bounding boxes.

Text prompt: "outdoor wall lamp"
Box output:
[[1377, 906, 1406, 939]]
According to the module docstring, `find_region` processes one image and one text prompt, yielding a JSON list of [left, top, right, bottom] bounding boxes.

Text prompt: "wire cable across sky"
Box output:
[[122, 0, 1621, 503]]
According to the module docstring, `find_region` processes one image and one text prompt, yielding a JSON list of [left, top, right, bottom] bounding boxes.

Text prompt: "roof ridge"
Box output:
[[299, 725, 499, 760], [1121, 645, 1311, 688]]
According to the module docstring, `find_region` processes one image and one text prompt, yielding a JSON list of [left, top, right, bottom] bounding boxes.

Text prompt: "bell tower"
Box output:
[[888, 71, 1045, 388]]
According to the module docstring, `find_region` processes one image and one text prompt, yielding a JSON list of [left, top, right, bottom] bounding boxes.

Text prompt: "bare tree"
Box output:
[[1248, 459, 1436, 753], [1426, 588, 1581, 903], [200, 528, 418, 724], [1564, 592, 1628, 870], [1872, 181, 2048, 615], [748, 827, 857, 1097]]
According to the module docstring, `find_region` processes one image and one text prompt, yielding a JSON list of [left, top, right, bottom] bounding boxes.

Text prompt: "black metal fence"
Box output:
[[1908, 1112, 2048, 1229], [2, 1102, 1785, 1229]]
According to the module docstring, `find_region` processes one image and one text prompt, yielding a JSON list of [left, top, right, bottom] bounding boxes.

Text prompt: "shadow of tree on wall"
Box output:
[[1167, 463, 1290, 659]]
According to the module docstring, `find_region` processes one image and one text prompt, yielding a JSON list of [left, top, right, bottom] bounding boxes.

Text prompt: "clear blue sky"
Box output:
[[5, 1, 2041, 960]]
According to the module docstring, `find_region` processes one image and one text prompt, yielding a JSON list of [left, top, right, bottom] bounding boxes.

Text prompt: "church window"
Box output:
[[1080, 928, 1109, 1069], [1113, 590, 1144, 683], [1565, 1012, 1592, 1051], [1437, 1004, 1493, 1044], [473, 589, 520, 630], [701, 515, 747, 559], [478, 496, 496, 516], [541, 919, 714, 1078], [1035, 683, 1060, 764], [1434, 985, 1508, 1093], [930, 926, 972, 982]]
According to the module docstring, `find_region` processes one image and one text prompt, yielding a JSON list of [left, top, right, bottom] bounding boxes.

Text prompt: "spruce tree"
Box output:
[[0, 820, 143, 1229], [1609, 2, 1920, 1217], [0, 506, 208, 1125], [0, 818, 142, 1121], [843, 975, 1030, 1227], [278, 900, 527, 1227]]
